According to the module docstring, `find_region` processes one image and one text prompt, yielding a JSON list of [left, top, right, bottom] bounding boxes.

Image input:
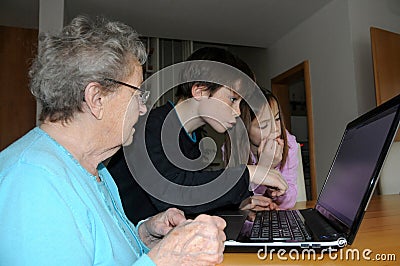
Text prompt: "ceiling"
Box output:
[[1, 0, 333, 48]]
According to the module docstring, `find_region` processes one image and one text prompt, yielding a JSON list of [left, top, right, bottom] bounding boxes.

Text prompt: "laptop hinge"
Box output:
[[314, 204, 349, 234]]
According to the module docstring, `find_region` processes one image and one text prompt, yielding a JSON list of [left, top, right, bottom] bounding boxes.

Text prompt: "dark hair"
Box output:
[[175, 47, 252, 100]]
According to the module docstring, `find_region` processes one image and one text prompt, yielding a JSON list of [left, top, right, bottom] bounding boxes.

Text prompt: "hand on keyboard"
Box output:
[[239, 195, 279, 211], [247, 166, 288, 197]]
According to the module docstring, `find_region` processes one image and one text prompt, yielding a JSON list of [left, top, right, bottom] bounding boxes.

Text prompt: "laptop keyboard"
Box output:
[[250, 210, 312, 241]]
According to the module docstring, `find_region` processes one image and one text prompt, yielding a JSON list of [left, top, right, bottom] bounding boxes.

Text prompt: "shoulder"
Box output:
[[286, 130, 298, 149], [0, 128, 39, 168], [1, 128, 62, 177], [0, 127, 82, 189], [146, 102, 176, 129], [286, 130, 297, 144], [149, 102, 174, 119], [0, 131, 97, 225], [285, 130, 299, 162], [0, 146, 83, 218]]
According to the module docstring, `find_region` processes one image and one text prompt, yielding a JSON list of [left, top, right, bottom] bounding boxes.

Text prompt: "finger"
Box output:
[[251, 195, 273, 202], [276, 138, 284, 146], [271, 188, 286, 197], [272, 203, 279, 210], [266, 201, 278, 210], [252, 201, 271, 210], [194, 214, 211, 223], [251, 197, 271, 207], [246, 199, 271, 211], [268, 131, 280, 140], [270, 170, 288, 189], [241, 196, 272, 211], [276, 142, 283, 153], [258, 138, 267, 154], [270, 183, 287, 196], [239, 203, 252, 210], [267, 137, 277, 150], [194, 214, 226, 230], [212, 216, 227, 230], [166, 208, 186, 226], [253, 206, 270, 211]]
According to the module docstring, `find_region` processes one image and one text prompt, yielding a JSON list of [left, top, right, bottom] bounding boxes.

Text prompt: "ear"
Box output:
[[191, 84, 210, 101], [83, 82, 105, 120]]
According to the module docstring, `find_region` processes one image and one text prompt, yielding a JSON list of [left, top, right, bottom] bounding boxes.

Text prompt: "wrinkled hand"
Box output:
[[258, 136, 283, 169], [239, 195, 279, 211], [139, 208, 186, 248], [148, 214, 226, 266]]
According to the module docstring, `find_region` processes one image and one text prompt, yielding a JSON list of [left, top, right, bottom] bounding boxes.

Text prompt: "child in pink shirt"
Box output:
[[224, 90, 299, 210], [247, 92, 299, 209]]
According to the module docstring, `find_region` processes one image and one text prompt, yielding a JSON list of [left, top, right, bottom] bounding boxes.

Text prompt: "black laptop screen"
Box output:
[[317, 106, 397, 227]]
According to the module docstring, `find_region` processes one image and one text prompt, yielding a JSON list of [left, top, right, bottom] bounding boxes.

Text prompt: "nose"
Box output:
[[139, 103, 147, 116], [232, 102, 241, 117], [274, 121, 279, 131], [274, 120, 281, 133]]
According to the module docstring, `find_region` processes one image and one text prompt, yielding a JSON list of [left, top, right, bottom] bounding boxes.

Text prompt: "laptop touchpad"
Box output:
[[217, 211, 248, 240]]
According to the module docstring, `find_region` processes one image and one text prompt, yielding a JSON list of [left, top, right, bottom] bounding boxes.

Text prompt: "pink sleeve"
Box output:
[[275, 131, 299, 209]]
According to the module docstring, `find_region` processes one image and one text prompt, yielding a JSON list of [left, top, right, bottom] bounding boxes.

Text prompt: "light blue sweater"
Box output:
[[0, 127, 155, 266]]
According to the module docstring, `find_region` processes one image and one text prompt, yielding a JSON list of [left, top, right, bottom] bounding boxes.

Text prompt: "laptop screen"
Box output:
[[316, 105, 398, 227]]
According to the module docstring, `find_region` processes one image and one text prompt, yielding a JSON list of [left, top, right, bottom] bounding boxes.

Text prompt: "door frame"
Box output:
[[271, 60, 317, 200], [371, 27, 400, 141]]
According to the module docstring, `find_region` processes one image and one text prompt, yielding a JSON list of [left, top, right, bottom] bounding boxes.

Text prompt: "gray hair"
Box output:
[[29, 15, 147, 122]]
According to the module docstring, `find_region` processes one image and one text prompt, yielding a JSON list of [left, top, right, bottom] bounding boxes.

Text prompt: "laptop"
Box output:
[[221, 93, 400, 252]]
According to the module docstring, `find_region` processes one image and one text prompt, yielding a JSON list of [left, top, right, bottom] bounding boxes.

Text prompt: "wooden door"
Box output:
[[371, 27, 400, 141], [271, 61, 317, 200], [0, 26, 38, 150]]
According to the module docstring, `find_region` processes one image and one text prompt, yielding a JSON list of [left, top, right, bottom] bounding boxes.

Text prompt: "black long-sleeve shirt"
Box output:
[[108, 102, 252, 224]]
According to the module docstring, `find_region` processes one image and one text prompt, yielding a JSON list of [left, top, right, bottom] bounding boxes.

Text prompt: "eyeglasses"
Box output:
[[104, 78, 150, 105]]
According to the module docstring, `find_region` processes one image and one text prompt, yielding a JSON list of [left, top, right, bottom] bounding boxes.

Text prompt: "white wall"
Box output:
[[264, 0, 400, 194], [348, 0, 400, 114], [265, 0, 358, 193], [379, 142, 400, 195], [39, 0, 64, 34], [348, 0, 400, 196]]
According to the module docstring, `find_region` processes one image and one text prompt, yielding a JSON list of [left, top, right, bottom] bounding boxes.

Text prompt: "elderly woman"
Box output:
[[0, 16, 225, 265]]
